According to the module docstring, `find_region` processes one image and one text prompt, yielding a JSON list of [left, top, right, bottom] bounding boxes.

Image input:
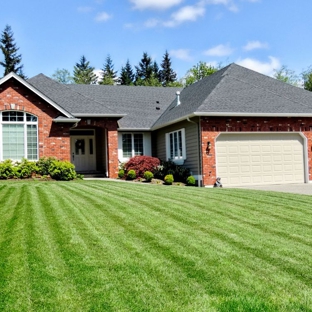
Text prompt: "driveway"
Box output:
[[232, 183, 312, 196]]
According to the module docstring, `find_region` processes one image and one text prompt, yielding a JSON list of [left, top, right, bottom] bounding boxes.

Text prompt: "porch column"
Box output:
[[106, 126, 119, 178]]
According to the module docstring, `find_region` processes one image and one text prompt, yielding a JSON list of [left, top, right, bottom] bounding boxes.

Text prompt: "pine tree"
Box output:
[[135, 52, 153, 84], [73, 55, 97, 84], [160, 50, 177, 86], [153, 61, 161, 83], [0, 25, 26, 78], [120, 60, 134, 85], [100, 55, 117, 85]]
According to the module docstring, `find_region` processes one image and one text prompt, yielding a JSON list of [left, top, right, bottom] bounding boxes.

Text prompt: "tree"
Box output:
[[52, 68, 73, 84], [302, 67, 312, 91], [0, 25, 26, 78], [99, 54, 117, 85], [273, 65, 299, 86], [184, 61, 218, 86], [73, 55, 97, 84], [135, 52, 162, 86], [160, 50, 177, 86], [120, 60, 134, 85]]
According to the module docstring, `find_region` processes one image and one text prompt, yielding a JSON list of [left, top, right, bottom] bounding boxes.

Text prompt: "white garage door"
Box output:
[[216, 133, 305, 186]]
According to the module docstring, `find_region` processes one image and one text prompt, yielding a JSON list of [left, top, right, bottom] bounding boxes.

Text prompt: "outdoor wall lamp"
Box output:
[[86, 119, 91, 125], [206, 141, 212, 155]]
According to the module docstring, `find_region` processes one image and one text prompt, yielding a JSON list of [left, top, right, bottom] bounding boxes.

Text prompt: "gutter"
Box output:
[[53, 118, 81, 123], [73, 113, 126, 118]]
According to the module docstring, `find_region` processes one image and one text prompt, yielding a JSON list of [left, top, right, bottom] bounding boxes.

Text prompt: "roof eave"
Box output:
[[194, 112, 312, 117], [73, 113, 126, 118], [53, 118, 81, 123], [0, 72, 74, 118]]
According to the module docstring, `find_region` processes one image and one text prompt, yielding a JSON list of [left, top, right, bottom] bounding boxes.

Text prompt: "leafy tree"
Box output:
[[302, 67, 312, 91], [73, 55, 97, 84], [0, 25, 26, 78], [99, 54, 117, 85], [120, 59, 134, 85], [52, 68, 73, 84], [273, 65, 299, 86], [160, 50, 177, 86], [184, 61, 218, 86]]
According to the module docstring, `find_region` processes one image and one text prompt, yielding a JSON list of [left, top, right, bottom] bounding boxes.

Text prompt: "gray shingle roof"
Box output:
[[152, 63, 312, 129]]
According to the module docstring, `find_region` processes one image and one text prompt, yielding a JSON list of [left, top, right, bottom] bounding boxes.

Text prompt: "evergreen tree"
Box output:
[[135, 52, 153, 83], [120, 59, 134, 85], [100, 54, 117, 85], [160, 50, 177, 86], [0, 25, 26, 78], [153, 61, 161, 82], [73, 55, 97, 84]]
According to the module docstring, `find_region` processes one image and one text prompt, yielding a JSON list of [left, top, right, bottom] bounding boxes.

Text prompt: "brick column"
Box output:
[[106, 125, 119, 178]]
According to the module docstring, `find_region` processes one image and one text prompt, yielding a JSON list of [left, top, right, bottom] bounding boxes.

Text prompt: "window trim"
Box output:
[[121, 132, 144, 159], [0, 111, 38, 161], [166, 128, 186, 164]]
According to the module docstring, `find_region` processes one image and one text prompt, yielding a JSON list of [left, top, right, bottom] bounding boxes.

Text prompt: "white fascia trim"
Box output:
[[0, 72, 74, 118], [118, 128, 151, 131], [152, 113, 196, 130], [73, 113, 126, 117], [53, 118, 81, 123], [194, 112, 312, 117]]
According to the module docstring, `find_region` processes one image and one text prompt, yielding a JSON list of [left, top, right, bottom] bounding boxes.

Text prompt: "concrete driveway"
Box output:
[[232, 183, 312, 195]]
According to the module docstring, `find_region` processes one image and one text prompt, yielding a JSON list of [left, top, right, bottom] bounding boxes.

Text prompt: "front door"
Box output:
[[70, 131, 96, 172]]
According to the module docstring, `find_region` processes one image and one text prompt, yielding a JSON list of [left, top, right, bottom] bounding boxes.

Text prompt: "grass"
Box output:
[[0, 180, 312, 311]]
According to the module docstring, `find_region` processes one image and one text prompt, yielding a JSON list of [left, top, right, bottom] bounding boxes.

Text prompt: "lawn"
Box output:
[[0, 180, 311, 312]]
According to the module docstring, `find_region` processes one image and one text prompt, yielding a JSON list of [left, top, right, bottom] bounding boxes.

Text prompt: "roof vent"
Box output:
[[176, 91, 181, 106]]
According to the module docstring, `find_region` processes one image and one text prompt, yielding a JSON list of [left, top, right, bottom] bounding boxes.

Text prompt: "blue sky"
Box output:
[[1, 0, 312, 80]]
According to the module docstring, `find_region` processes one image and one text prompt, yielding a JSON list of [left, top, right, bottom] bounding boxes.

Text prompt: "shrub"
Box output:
[[127, 169, 136, 180], [154, 160, 190, 183], [0, 159, 15, 179], [49, 160, 77, 181], [37, 157, 57, 176], [118, 169, 125, 179], [143, 171, 154, 182], [125, 156, 160, 178], [186, 175, 196, 186], [15, 158, 38, 179], [164, 174, 174, 185]]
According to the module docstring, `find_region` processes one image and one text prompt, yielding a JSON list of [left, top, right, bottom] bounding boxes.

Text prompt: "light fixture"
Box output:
[[206, 141, 212, 155], [86, 119, 91, 125]]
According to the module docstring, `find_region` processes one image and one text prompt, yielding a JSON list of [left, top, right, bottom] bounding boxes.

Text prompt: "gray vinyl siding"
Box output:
[[154, 118, 200, 176]]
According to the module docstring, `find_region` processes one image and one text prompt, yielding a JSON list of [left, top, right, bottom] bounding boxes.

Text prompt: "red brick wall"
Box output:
[[201, 116, 312, 186], [0, 78, 72, 161]]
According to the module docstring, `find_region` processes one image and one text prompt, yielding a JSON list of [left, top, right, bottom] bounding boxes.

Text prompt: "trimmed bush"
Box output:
[[125, 156, 160, 178], [164, 174, 174, 185], [186, 175, 196, 186], [154, 160, 190, 183], [15, 158, 38, 179], [143, 171, 154, 182], [37, 157, 57, 176], [0, 159, 16, 179], [118, 169, 125, 179], [49, 160, 77, 181], [127, 169, 136, 180]]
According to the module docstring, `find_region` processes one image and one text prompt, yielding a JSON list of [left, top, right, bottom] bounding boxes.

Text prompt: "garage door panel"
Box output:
[[216, 133, 305, 186]]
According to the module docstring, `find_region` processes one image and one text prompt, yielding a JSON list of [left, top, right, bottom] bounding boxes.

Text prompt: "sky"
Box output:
[[1, 0, 312, 81]]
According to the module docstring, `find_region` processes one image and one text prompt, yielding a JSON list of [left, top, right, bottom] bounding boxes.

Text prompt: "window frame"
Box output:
[[121, 132, 144, 159], [166, 128, 186, 164], [0, 111, 38, 161]]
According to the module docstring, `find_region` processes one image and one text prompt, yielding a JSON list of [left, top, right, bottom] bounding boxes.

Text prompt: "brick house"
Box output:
[[1, 63, 312, 187]]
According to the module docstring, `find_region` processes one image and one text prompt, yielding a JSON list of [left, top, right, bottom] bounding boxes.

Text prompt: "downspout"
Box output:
[[186, 116, 202, 187]]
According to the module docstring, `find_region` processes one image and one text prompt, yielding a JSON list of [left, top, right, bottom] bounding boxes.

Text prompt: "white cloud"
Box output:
[[144, 18, 161, 28], [236, 56, 281, 76], [95, 12, 112, 22], [163, 4, 205, 27], [243, 40, 268, 51], [204, 44, 234, 57], [200, 0, 238, 12], [130, 0, 182, 10], [170, 49, 193, 61]]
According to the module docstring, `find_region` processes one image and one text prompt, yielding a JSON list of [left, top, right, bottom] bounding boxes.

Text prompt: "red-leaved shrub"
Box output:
[[125, 156, 160, 178]]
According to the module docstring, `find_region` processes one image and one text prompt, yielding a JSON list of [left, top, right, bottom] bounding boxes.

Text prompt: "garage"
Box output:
[[216, 133, 306, 186]]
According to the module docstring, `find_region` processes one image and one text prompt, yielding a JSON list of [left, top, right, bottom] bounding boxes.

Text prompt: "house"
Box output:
[[1, 63, 312, 187]]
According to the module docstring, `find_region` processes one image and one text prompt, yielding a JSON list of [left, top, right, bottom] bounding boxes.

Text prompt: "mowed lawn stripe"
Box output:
[[0, 181, 311, 311]]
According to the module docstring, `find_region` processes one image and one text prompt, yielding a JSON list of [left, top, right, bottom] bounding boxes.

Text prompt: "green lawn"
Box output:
[[0, 180, 311, 312]]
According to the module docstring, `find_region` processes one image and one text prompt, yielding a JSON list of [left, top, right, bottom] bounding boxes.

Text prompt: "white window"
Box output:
[[0, 111, 38, 160], [166, 128, 186, 164], [122, 133, 143, 158]]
